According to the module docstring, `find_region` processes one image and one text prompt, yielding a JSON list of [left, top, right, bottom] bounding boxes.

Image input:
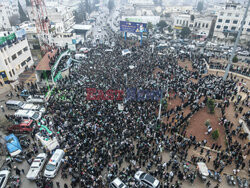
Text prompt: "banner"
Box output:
[[120, 21, 147, 33], [0, 36, 7, 46]]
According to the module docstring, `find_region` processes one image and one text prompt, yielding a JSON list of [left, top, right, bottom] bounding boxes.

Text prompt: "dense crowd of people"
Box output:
[[3, 35, 249, 188]]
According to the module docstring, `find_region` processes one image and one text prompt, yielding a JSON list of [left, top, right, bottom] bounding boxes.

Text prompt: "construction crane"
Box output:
[[30, 0, 51, 54]]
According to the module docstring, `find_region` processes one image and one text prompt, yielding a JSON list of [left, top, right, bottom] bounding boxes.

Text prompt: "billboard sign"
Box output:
[[120, 21, 147, 33]]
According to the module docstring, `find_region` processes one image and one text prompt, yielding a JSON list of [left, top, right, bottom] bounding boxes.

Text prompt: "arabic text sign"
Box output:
[[120, 21, 147, 33]]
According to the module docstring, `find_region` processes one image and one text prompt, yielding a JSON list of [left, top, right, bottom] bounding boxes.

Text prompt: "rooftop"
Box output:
[[36, 49, 58, 71]]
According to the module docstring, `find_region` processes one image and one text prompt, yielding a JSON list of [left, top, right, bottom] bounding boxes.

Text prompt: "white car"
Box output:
[[26, 153, 47, 180], [0, 170, 10, 188], [134, 171, 160, 188], [238, 51, 249, 56]]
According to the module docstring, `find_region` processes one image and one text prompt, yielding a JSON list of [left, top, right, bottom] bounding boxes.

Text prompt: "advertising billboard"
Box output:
[[120, 21, 147, 33]]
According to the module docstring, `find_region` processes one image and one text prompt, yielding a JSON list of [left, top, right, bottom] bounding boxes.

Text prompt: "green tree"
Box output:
[[147, 22, 153, 31], [9, 14, 20, 26], [18, 1, 29, 23], [167, 26, 173, 33], [74, 0, 86, 24], [212, 130, 219, 140], [232, 56, 238, 63], [207, 98, 215, 114], [180, 27, 191, 38], [190, 15, 195, 21], [197, 1, 204, 12], [108, 0, 115, 13], [25, 0, 31, 6], [157, 20, 167, 33]]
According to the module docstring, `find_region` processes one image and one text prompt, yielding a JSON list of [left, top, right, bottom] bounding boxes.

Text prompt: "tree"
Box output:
[[25, 0, 31, 7], [212, 130, 219, 140], [74, 0, 86, 24], [157, 20, 167, 33], [180, 27, 191, 38], [232, 56, 238, 63], [197, 1, 204, 12], [167, 26, 173, 33], [190, 15, 195, 21], [207, 98, 215, 114], [108, 0, 115, 13], [147, 22, 153, 31], [18, 1, 29, 23], [9, 14, 20, 26]]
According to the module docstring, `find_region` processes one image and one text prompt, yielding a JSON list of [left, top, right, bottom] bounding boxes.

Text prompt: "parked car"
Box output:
[[26, 153, 47, 180], [134, 171, 160, 188], [238, 51, 249, 56], [7, 119, 34, 133], [109, 177, 128, 188], [0, 170, 10, 188]]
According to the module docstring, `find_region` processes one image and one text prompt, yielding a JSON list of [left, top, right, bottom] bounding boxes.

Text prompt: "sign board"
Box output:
[[125, 18, 142, 22], [120, 21, 147, 33], [174, 26, 182, 30], [0, 71, 9, 84]]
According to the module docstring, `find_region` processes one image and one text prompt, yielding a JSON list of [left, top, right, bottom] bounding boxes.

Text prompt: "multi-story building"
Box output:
[[0, 30, 34, 82], [213, 1, 250, 42], [173, 13, 216, 39], [0, 4, 12, 31]]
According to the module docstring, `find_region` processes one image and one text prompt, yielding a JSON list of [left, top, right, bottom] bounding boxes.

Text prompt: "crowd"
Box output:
[[4, 35, 249, 188]]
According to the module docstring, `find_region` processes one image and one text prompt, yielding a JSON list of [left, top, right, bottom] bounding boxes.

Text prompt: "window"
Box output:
[[177, 20, 179, 24], [194, 22, 197, 27], [23, 47, 28, 52], [218, 19, 222, 23], [0, 49, 3, 53], [227, 13, 232, 16], [8, 58, 10, 63], [233, 20, 238, 24], [241, 21, 246, 25], [198, 23, 201, 28], [17, 50, 22, 56], [216, 25, 221, 29], [206, 24, 208, 28], [9, 71, 12, 77], [220, 12, 224, 16], [231, 27, 236, 30], [4, 59, 8, 65], [12, 69, 15, 75], [235, 14, 239, 17], [224, 26, 228, 30], [26, 57, 31, 62], [202, 23, 205, 27], [249, 22, 250, 25], [225, 20, 230, 23], [21, 61, 26, 67], [247, 28, 250, 32], [12, 54, 17, 60], [189, 24, 193, 27]]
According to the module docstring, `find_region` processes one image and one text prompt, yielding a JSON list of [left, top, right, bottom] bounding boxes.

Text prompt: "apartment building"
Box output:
[[213, 2, 250, 42], [173, 14, 216, 38], [0, 4, 12, 31], [0, 30, 34, 82]]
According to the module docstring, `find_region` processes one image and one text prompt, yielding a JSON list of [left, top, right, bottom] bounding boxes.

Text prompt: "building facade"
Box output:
[[213, 2, 250, 42], [0, 31, 34, 82], [173, 14, 216, 39], [0, 4, 12, 31]]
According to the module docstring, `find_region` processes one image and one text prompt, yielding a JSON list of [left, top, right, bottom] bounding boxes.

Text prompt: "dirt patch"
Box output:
[[178, 59, 193, 72], [185, 107, 226, 149]]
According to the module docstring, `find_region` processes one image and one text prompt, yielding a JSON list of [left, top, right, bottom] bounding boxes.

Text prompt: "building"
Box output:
[[163, 6, 194, 14], [173, 13, 216, 39], [122, 16, 161, 25], [0, 30, 34, 82], [213, 1, 250, 42], [46, 2, 75, 33], [0, 4, 12, 31]]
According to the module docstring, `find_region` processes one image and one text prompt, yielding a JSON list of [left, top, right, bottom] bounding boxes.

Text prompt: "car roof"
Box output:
[[144, 174, 155, 184]]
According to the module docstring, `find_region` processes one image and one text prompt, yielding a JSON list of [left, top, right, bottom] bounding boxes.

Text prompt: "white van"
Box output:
[[15, 110, 42, 121], [75, 54, 87, 60], [21, 103, 46, 114], [26, 96, 45, 104], [5, 100, 24, 110], [44, 149, 65, 178]]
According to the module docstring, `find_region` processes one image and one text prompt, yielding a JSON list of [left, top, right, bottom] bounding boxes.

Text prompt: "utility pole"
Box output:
[[223, 0, 250, 80]]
